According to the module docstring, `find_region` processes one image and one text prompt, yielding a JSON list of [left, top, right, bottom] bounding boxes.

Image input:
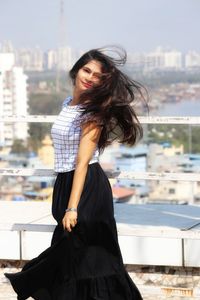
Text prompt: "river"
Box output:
[[153, 99, 200, 116]]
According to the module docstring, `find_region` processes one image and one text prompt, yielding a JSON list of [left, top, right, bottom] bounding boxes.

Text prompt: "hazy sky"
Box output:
[[1, 0, 200, 53]]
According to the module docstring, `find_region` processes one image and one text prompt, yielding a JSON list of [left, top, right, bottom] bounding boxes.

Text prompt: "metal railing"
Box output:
[[1, 115, 200, 181]]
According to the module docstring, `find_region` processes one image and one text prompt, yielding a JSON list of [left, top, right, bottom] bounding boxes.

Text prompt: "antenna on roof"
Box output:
[[56, 0, 67, 93]]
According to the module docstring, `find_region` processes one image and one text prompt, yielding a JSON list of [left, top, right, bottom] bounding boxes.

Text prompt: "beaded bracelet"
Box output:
[[65, 208, 77, 213]]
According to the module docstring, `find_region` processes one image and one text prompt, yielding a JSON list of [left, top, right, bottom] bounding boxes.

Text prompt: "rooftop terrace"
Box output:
[[1, 114, 200, 299]]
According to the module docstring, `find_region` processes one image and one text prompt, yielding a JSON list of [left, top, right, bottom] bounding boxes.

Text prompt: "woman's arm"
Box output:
[[62, 121, 103, 232]]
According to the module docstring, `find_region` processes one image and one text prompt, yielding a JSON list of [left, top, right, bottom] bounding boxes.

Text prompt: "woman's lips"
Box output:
[[82, 81, 93, 88]]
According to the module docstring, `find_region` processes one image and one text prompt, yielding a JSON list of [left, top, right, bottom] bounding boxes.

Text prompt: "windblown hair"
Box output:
[[69, 46, 149, 154]]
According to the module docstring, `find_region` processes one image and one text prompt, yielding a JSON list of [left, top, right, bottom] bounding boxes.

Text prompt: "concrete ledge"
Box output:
[[1, 201, 200, 266]]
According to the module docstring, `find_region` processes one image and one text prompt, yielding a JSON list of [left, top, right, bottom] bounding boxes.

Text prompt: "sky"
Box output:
[[1, 0, 200, 53]]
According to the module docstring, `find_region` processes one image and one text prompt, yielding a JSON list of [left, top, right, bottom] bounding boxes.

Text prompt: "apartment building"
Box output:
[[0, 52, 28, 147]]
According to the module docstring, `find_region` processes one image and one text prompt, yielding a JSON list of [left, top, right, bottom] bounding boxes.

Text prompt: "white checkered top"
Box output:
[[51, 96, 100, 172]]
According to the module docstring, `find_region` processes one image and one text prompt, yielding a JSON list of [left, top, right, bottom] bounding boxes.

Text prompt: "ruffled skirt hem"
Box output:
[[5, 270, 142, 300]]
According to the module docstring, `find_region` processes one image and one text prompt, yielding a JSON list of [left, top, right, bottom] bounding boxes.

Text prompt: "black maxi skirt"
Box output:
[[4, 162, 143, 300]]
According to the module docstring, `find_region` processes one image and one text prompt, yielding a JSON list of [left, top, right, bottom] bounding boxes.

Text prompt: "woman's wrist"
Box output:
[[65, 207, 77, 213]]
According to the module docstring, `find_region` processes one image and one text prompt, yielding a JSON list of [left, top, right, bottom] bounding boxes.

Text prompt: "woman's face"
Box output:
[[74, 60, 102, 92]]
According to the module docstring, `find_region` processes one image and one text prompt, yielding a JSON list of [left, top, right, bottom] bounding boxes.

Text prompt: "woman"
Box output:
[[5, 47, 148, 299]]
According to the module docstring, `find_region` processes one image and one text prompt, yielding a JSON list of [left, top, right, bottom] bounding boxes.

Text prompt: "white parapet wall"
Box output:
[[1, 201, 200, 267]]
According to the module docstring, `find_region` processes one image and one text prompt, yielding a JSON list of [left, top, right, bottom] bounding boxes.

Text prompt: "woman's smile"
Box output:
[[81, 81, 93, 89]]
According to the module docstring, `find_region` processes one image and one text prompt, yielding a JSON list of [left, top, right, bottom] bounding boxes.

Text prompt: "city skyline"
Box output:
[[2, 39, 200, 54], [1, 0, 200, 53], [1, 42, 200, 72]]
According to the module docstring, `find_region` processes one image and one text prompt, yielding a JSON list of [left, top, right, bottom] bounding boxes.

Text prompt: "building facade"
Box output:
[[0, 52, 28, 147]]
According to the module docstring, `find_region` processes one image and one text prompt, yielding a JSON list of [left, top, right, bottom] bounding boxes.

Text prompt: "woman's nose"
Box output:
[[86, 73, 94, 82], [87, 74, 92, 81]]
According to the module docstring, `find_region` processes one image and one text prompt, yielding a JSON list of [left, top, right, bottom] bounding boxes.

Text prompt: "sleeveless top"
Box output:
[[51, 96, 100, 173]]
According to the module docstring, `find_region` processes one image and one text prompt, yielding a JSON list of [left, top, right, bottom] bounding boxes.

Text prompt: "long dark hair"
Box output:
[[69, 46, 149, 154]]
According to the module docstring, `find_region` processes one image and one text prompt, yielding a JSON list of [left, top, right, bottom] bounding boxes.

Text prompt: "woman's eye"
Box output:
[[83, 68, 90, 73]]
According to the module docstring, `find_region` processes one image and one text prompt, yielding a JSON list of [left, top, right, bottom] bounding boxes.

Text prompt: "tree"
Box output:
[[11, 139, 28, 154]]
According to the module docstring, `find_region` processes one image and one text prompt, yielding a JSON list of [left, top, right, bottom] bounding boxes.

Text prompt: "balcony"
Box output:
[[1, 114, 200, 299]]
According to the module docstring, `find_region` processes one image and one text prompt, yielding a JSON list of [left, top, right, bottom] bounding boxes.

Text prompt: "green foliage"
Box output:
[[11, 139, 28, 154], [126, 69, 200, 88], [28, 123, 52, 152], [29, 92, 67, 115], [190, 127, 200, 153], [148, 124, 200, 153], [28, 84, 71, 152]]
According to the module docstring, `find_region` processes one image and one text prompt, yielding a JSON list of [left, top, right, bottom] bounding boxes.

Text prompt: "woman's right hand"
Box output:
[[62, 211, 78, 232]]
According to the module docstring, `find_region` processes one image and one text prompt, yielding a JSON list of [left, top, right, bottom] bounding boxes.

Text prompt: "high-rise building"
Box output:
[[0, 52, 28, 147], [127, 52, 145, 71], [144, 47, 165, 70], [143, 47, 183, 71], [57, 46, 73, 71], [16, 47, 44, 71], [46, 49, 58, 70], [31, 46, 44, 71], [164, 50, 182, 69], [15, 48, 32, 70], [185, 51, 200, 69], [0, 40, 14, 53]]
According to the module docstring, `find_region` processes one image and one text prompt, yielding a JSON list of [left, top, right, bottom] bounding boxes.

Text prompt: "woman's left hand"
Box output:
[[62, 211, 78, 232]]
